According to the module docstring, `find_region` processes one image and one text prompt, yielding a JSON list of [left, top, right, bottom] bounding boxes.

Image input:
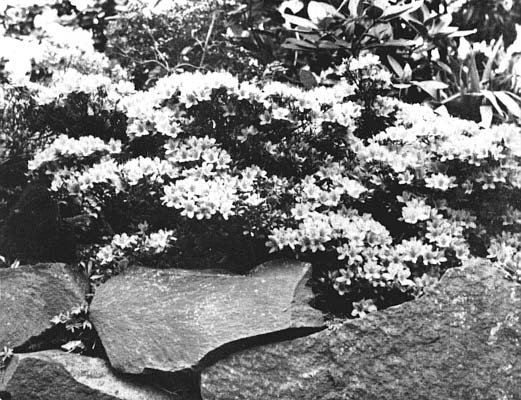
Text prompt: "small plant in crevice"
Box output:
[[15, 302, 106, 358], [48, 302, 106, 357], [0, 347, 13, 369]]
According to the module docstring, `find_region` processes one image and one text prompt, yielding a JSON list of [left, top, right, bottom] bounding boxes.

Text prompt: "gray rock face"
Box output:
[[0, 263, 88, 349], [90, 259, 324, 374], [0, 351, 174, 400], [201, 260, 521, 400]]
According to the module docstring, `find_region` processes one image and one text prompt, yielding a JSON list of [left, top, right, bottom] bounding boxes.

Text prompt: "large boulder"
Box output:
[[0, 263, 88, 349], [89, 259, 324, 375], [201, 260, 521, 400], [0, 351, 173, 400]]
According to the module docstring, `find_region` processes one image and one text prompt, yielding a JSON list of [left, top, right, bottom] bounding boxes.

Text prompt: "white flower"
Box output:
[[402, 199, 432, 224], [96, 245, 114, 265], [244, 193, 265, 207], [111, 233, 138, 250], [349, 54, 381, 71], [340, 178, 367, 199], [69, 0, 97, 11], [145, 230, 175, 253], [351, 299, 377, 318], [424, 173, 457, 191]]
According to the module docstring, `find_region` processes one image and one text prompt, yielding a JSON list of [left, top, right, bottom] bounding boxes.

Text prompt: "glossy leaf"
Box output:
[[479, 105, 493, 127], [481, 90, 505, 117], [403, 63, 413, 81], [393, 83, 412, 89], [283, 38, 317, 49], [467, 52, 481, 92], [300, 69, 318, 89], [278, 0, 304, 14], [282, 14, 319, 30], [482, 37, 503, 86], [317, 40, 342, 49], [372, 0, 391, 11], [495, 91, 521, 118], [348, 0, 361, 17], [307, 1, 341, 24], [387, 55, 403, 77], [434, 60, 453, 75], [434, 105, 450, 117], [447, 29, 477, 37], [368, 39, 418, 48], [380, 0, 424, 21], [367, 22, 393, 41], [412, 80, 448, 98]]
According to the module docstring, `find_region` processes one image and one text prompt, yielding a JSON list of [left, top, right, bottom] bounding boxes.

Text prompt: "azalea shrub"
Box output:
[[25, 55, 521, 317], [3, 0, 521, 318]]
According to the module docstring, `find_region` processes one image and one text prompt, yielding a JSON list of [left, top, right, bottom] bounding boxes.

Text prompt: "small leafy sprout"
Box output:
[[0, 347, 13, 369], [351, 299, 377, 318], [50, 302, 94, 354], [61, 340, 85, 353], [0, 257, 21, 269]]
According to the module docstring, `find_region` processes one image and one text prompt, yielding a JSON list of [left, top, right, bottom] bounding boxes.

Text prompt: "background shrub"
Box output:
[[105, 0, 263, 89]]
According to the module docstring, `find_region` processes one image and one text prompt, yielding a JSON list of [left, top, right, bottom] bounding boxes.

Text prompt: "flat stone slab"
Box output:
[[0, 351, 173, 400], [201, 259, 521, 400], [0, 263, 88, 349], [90, 259, 324, 374]]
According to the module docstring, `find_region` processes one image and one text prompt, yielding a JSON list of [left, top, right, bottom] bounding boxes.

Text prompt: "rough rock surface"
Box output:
[[90, 259, 324, 374], [201, 260, 521, 400], [0, 263, 88, 349], [0, 351, 174, 400]]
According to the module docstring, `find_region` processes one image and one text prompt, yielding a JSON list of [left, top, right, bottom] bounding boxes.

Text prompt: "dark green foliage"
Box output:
[[105, 1, 263, 89], [33, 91, 128, 141], [0, 87, 52, 225], [450, 0, 521, 46], [225, 1, 462, 87], [0, 87, 127, 243], [0, 183, 76, 263]]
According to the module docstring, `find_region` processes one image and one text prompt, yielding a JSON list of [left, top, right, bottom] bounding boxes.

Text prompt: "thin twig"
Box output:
[[336, 0, 349, 13], [174, 63, 211, 72], [144, 26, 170, 72], [200, 10, 218, 67]]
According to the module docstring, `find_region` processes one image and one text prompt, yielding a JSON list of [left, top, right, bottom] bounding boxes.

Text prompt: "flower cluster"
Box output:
[[96, 228, 176, 263], [28, 134, 122, 172], [28, 70, 134, 106], [90, 225, 176, 280]]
